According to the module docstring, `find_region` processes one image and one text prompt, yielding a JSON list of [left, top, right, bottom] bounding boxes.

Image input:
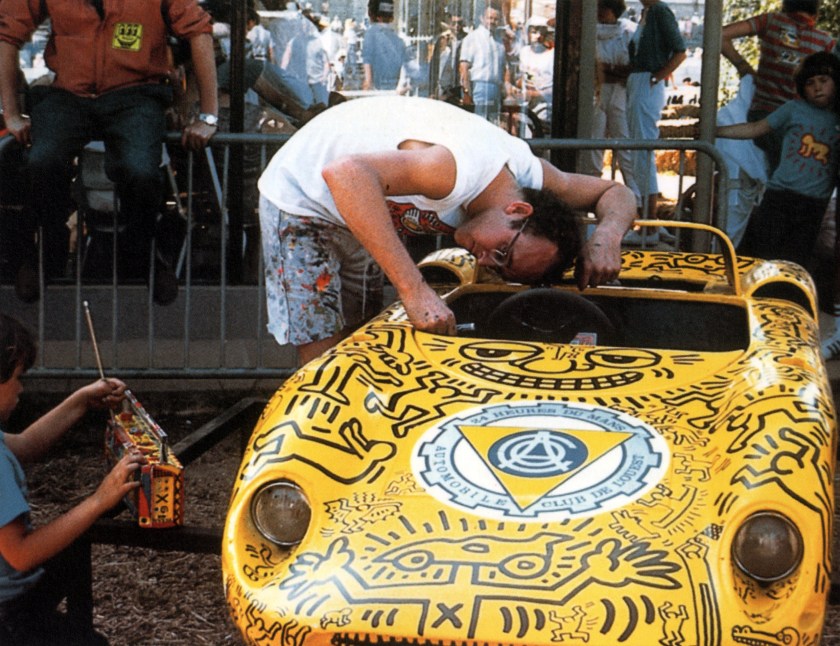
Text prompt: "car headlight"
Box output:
[[732, 511, 803, 583], [250, 481, 311, 546]]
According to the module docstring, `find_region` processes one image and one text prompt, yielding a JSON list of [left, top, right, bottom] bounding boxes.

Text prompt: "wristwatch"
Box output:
[[198, 113, 219, 127]]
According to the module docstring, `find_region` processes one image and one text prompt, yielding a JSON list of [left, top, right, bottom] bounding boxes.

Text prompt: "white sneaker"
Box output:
[[821, 326, 840, 360]]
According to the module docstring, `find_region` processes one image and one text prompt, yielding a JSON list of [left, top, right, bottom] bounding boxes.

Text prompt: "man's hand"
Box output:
[[401, 282, 457, 335], [574, 231, 623, 290], [4, 113, 30, 146], [181, 120, 216, 151]]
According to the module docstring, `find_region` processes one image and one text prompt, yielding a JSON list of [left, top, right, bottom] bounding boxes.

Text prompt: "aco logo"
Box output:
[[411, 401, 669, 521]]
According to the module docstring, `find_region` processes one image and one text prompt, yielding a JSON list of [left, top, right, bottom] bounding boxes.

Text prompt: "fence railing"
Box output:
[[0, 132, 727, 379]]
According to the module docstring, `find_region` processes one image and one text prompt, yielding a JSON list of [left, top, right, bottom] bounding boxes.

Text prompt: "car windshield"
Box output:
[[447, 288, 750, 352]]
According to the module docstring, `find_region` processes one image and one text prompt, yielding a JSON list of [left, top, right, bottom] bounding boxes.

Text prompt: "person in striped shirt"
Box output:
[[721, 0, 836, 173]]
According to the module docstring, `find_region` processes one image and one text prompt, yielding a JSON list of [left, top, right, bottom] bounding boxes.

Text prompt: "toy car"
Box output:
[[223, 221, 835, 646]]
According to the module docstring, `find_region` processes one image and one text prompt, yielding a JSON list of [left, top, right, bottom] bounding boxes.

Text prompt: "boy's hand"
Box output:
[[93, 451, 145, 511], [80, 378, 127, 411]]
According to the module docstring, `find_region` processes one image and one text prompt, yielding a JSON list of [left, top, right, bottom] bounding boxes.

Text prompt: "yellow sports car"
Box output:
[[223, 221, 836, 646]]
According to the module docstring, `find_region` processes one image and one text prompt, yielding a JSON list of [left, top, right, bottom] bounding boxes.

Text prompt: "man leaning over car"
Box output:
[[257, 96, 636, 365]]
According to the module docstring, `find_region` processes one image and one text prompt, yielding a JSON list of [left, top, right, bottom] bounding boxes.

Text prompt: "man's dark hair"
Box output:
[[484, 2, 502, 15], [520, 188, 582, 283], [598, 0, 627, 18], [0, 314, 36, 384], [368, 0, 395, 21], [795, 51, 840, 103], [782, 0, 820, 14]]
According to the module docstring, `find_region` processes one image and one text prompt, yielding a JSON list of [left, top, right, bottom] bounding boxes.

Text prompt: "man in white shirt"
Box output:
[[459, 3, 508, 123], [257, 96, 636, 364]]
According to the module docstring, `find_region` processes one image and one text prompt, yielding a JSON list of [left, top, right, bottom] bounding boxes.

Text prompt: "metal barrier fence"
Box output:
[[0, 132, 728, 380]]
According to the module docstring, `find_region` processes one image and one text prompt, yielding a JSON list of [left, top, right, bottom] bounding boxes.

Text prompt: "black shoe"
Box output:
[[151, 257, 178, 306], [14, 265, 39, 303]]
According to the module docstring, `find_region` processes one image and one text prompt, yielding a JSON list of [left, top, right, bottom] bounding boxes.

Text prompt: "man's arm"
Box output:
[[0, 41, 30, 145], [181, 33, 218, 151], [721, 19, 756, 77], [459, 60, 473, 105], [653, 49, 687, 85], [539, 159, 636, 289], [322, 146, 458, 335], [362, 63, 374, 91]]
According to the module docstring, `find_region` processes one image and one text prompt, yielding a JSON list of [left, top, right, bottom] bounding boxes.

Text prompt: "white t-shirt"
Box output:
[[519, 44, 554, 95], [258, 96, 544, 234]]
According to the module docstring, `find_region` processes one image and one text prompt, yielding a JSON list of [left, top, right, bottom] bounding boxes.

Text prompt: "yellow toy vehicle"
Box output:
[[223, 222, 835, 646]]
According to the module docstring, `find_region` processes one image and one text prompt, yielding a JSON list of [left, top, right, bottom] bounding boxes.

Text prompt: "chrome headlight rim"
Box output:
[[250, 480, 312, 547], [731, 510, 803, 584]]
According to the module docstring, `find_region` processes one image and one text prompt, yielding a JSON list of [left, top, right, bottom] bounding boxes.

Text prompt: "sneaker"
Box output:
[[14, 265, 39, 303], [150, 256, 178, 306], [821, 326, 840, 360], [623, 228, 659, 246]]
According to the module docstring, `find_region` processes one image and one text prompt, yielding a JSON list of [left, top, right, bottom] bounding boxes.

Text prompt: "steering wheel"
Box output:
[[487, 288, 619, 345]]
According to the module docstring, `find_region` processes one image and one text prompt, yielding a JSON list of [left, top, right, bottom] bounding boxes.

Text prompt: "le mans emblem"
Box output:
[[113, 23, 143, 51], [411, 401, 669, 521]]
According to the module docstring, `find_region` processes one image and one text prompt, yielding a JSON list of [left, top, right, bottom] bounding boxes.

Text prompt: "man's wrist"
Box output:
[[734, 59, 751, 75], [198, 112, 219, 127]]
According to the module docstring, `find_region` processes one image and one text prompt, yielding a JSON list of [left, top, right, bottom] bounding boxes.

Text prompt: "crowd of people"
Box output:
[[3, 0, 840, 354]]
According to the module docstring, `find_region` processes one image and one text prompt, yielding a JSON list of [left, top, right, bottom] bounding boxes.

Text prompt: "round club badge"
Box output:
[[411, 401, 669, 521]]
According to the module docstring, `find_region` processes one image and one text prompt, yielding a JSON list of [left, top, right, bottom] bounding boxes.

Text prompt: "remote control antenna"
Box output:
[[83, 300, 115, 422]]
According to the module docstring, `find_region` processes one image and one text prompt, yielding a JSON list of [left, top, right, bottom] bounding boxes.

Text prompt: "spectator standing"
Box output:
[[321, 16, 344, 89], [432, 15, 467, 103], [721, 0, 835, 174], [716, 52, 840, 289], [274, 8, 331, 106], [714, 74, 768, 248], [516, 15, 554, 131], [625, 0, 686, 238], [343, 18, 361, 89], [257, 96, 637, 365], [459, 3, 509, 123], [0, 0, 218, 304], [247, 9, 274, 62], [580, 0, 638, 193], [0, 314, 145, 646], [361, 0, 407, 91]]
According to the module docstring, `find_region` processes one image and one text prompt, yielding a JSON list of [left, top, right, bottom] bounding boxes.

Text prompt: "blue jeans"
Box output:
[[471, 80, 502, 123], [24, 84, 171, 276]]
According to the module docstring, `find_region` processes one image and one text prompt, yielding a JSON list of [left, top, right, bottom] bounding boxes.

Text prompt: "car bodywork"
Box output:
[[223, 222, 836, 646]]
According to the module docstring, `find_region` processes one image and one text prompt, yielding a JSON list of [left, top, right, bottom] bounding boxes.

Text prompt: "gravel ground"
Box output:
[[16, 393, 840, 645], [20, 396, 248, 646]]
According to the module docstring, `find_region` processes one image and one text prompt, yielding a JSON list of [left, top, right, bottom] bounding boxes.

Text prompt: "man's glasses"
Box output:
[[490, 218, 529, 269]]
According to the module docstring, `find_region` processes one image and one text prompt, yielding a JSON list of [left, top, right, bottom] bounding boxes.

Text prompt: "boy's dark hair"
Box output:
[[782, 0, 820, 14], [0, 315, 36, 383], [795, 51, 840, 103], [598, 0, 627, 18], [520, 188, 582, 283]]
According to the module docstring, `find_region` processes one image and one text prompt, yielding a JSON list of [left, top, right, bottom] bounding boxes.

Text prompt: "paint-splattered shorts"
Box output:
[[259, 196, 384, 346]]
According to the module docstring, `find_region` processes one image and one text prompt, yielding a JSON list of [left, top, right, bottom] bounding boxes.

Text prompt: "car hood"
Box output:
[[224, 307, 833, 646]]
